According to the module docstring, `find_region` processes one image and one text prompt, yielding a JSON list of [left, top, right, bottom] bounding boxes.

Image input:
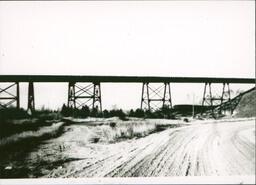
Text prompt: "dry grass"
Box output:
[[70, 119, 186, 143], [0, 121, 66, 178], [101, 121, 157, 142], [0, 122, 65, 147]]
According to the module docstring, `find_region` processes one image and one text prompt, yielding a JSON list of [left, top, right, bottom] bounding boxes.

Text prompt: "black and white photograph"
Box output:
[[0, 0, 255, 184]]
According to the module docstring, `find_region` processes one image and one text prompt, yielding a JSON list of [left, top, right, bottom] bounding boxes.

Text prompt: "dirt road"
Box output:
[[31, 118, 253, 178]]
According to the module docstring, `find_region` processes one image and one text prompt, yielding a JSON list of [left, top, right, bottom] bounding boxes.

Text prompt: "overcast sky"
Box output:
[[0, 1, 255, 110]]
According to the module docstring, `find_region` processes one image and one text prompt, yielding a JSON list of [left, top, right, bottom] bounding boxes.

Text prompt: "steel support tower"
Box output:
[[141, 82, 172, 111], [0, 82, 20, 109], [215, 83, 233, 114], [67, 82, 102, 112], [202, 82, 232, 115], [27, 82, 35, 114]]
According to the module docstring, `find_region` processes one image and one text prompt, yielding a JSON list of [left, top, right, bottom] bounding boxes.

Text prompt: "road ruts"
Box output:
[[46, 119, 255, 177]]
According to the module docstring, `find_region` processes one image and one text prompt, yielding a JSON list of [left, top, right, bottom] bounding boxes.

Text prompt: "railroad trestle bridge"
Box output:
[[0, 75, 254, 114]]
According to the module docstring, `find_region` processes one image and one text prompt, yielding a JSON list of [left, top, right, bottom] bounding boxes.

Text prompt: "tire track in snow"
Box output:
[[45, 119, 255, 177]]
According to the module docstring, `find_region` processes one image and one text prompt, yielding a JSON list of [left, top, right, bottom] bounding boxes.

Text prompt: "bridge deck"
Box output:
[[0, 75, 254, 83]]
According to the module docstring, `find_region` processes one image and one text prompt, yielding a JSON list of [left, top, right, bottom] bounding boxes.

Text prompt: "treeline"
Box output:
[[60, 104, 175, 120], [0, 108, 29, 120], [128, 106, 176, 119], [61, 104, 127, 119], [0, 107, 60, 121], [0, 105, 176, 121]]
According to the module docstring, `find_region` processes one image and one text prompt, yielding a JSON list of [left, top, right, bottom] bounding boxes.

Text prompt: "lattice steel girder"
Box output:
[[0, 82, 20, 109], [0, 75, 254, 84], [67, 82, 102, 112], [141, 82, 172, 111], [27, 82, 35, 114], [201, 82, 232, 115]]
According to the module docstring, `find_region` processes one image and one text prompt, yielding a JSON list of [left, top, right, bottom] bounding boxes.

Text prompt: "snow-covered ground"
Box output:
[[1, 118, 255, 178]]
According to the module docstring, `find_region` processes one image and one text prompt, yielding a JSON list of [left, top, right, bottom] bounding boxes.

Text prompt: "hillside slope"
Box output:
[[233, 88, 256, 118]]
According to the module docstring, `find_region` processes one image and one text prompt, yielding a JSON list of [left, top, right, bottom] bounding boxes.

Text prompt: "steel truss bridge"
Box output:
[[0, 75, 255, 114]]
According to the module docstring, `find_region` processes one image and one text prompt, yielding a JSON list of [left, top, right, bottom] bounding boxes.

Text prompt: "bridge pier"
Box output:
[[218, 83, 232, 114], [27, 82, 35, 114], [202, 82, 231, 115], [67, 82, 102, 112], [0, 82, 20, 109], [141, 82, 172, 111]]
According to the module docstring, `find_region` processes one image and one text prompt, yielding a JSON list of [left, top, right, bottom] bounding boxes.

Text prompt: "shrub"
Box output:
[[103, 109, 110, 118], [109, 122, 116, 128], [129, 109, 135, 117], [0, 108, 29, 121], [155, 124, 167, 132], [183, 118, 189, 122], [134, 109, 145, 118], [90, 137, 100, 143]]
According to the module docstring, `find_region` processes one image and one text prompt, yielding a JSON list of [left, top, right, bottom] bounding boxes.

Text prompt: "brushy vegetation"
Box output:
[[0, 122, 65, 147], [66, 118, 185, 144], [0, 108, 62, 139], [0, 108, 29, 120], [0, 105, 178, 144], [0, 104, 183, 146], [104, 121, 158, 141], [0, 122, 66, 178], [0, 102, 189, 148], [0, 108, 66, 178]]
